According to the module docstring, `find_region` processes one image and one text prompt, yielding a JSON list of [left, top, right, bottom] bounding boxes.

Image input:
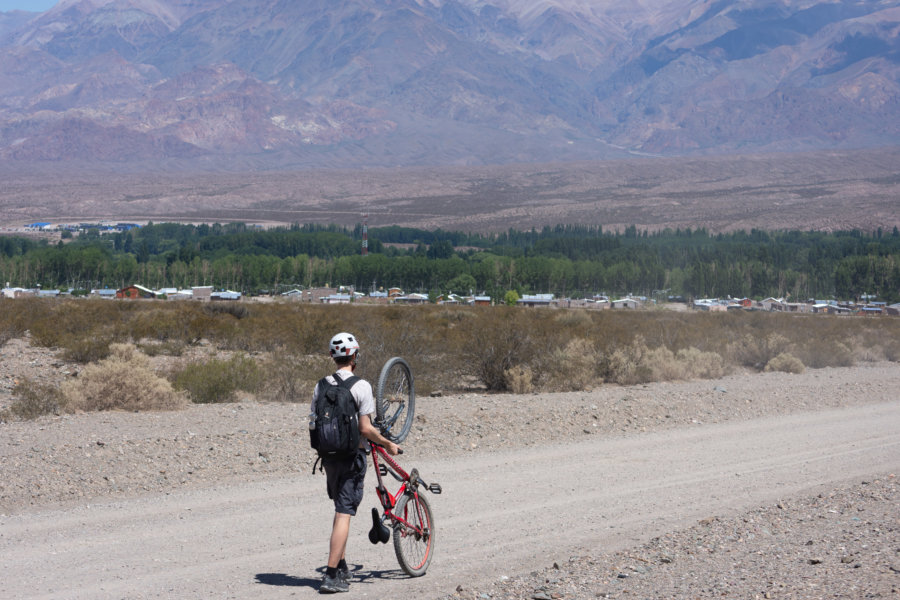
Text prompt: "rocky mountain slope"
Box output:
[[0, 0, 898, 168]]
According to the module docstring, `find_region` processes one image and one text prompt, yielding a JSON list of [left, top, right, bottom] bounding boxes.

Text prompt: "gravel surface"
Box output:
[[1, 338, 899, 599], [448, 475, 899, 600]]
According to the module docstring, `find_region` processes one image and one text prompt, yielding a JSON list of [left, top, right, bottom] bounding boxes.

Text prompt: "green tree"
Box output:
[[447, 273, 477, 295]]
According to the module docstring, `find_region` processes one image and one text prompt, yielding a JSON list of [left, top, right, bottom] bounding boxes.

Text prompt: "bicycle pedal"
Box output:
[[428, 483, 442, 495]]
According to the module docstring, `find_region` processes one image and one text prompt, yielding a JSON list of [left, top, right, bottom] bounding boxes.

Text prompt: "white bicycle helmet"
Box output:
[[329, 332, 360, 358]]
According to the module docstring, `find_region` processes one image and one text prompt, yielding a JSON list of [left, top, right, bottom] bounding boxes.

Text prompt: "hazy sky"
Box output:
[[0, 1, 57, 11]]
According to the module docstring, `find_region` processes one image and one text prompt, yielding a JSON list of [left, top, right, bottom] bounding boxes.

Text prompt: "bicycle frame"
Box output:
[[369, 442, 420, 531]]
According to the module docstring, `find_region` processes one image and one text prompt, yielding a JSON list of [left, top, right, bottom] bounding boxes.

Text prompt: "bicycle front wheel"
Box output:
[[392, 492, 434, 577], [375, 357, 415, 443]]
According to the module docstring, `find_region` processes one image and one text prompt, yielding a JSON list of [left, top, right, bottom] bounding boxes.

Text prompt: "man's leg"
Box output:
[[328, 512, 351, 568], [321, 512, 352, 593]]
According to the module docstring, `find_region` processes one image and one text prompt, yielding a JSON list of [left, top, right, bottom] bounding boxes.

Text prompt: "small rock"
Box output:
[[429, 390, 443, 397], [532, 593, 552, 600], [808, 558, 823, 565]]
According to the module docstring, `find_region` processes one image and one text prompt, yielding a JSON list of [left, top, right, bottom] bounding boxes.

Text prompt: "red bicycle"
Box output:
[[367, 357, 441, 577]]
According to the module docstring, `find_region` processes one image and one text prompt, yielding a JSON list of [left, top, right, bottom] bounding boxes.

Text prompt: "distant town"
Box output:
[[2, 282, 897, 317]]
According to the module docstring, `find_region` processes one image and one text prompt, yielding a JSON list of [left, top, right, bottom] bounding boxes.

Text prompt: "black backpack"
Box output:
[[310, 373, 361, 459]]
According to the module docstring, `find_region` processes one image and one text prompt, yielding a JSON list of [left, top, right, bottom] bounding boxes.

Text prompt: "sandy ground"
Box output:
[[0, 343, 899, 599]]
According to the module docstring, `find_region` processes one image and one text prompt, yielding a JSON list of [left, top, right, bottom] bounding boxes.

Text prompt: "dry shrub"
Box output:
[[642, 346, 682, 381], [127, 305, 200, 342], [602, 336, 653, 385], [137, 340, 186, 357], [884, 339, 900, 362], [504, 365, 534, 394], [539, 338, 601, 392], [460, 308, 536, 391], [554, 309, 594, 330], [796, 341, 856, 369], [29, 299, 120, 348], [23, 299, 120, 362], [673, 347, 729, 379], [5, 379, 65, 420], [257, 352, 333, 402], [764, 353, 806, 374], [603, 337, 728, 384], [59, 333, 114, 363], [62, 343, 187, 412], [728, 333, 792, 370], [171, 354, 262, 403], [433, 307, 474, 323], [204, 302, 250, 320]]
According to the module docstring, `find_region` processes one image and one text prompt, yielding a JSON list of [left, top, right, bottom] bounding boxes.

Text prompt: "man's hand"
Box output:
[[384, 441, 401, 456]]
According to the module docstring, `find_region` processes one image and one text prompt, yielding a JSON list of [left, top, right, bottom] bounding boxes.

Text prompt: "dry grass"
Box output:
[[3, 298, 898, 403]]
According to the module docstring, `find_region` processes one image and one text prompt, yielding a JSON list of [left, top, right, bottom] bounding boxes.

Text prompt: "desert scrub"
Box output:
[[602, 336, 654, 385], [62, 343, 186, 412], [538, 338, 601, 392], [171, 354, 262, 403], [728, 333, 792, 371], [136, 340, 186, 357], [256, 352, 332, 402], [4, 379, 65, 420], [764, 353, 806, 374], [504, 365, 534, 394], [460, 308, 538, 391], [601, 337, 728, 385], [795, 340, 856, 369]]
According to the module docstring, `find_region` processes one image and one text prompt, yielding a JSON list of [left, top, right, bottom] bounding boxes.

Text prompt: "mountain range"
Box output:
[[0, 0, 898, 169]]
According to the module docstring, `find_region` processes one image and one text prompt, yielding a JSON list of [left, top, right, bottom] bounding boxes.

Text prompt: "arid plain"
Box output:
[[2, 148, 899, 234]]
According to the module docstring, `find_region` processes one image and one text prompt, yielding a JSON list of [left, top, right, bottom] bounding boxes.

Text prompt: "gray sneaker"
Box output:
[[338, 567, 351, 585], [319, 573, 349, 593]]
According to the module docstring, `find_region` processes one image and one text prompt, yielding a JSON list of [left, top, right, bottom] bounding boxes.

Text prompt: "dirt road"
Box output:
[[2, 399, 898, 600]]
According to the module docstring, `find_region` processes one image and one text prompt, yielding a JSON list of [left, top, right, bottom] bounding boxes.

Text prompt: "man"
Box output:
[[312, 332, 401, 593]]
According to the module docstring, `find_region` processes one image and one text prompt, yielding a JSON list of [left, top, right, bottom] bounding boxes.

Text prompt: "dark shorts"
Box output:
[[323, 449, 368, 516]]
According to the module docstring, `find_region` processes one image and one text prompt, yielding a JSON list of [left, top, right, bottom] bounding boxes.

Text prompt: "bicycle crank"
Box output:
[[368, 507, 391, 544]]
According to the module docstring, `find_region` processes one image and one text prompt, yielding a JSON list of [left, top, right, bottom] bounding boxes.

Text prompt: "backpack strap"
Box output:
[[333, 373, 360, 389]]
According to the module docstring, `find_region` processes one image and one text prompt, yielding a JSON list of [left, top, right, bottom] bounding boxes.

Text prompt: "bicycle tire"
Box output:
[[392, 492, 434, 577], [375, 357, 415, 443]]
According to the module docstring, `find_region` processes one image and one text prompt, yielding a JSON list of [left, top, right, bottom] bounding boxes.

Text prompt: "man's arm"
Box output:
[[359, 414, 400, 455]]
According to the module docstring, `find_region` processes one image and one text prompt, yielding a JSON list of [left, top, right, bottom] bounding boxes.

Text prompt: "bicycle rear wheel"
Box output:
[[375, 357, 415, 443], [392, 492, 434, 577]]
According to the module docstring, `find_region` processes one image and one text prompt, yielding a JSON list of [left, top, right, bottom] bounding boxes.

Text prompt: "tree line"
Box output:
[[1, 223, 898, 302]]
